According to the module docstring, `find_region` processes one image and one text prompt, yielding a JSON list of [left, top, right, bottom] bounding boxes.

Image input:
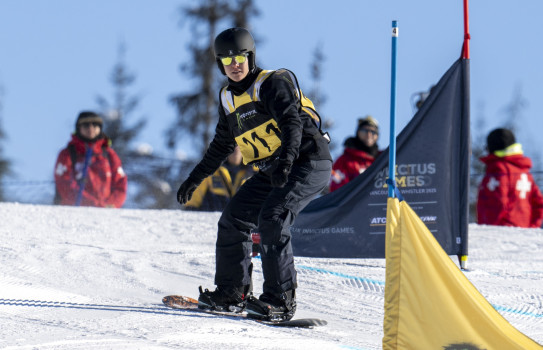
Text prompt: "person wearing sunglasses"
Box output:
[[176, 27, 332, 322], [329, 115, 381, 192], [54, 111, 127, 208]]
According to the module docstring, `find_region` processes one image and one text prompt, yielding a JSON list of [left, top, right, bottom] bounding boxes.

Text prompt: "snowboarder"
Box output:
[[176, 27, 332, 321]]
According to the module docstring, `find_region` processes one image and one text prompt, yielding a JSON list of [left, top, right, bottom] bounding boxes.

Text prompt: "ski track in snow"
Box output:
[[0, 203, 541, 349]]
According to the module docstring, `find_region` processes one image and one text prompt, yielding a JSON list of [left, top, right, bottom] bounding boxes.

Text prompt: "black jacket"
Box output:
[[188, 68, 331, 183]]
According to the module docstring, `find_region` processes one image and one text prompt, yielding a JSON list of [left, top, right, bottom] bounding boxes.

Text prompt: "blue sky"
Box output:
[[1, 0, 542, 187]]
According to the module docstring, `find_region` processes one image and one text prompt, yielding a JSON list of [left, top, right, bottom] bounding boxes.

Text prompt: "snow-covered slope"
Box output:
[[0, 203, 541, 349]]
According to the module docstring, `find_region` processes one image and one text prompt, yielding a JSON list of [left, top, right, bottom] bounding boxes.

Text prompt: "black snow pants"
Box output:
[[214, 158, 332, 294]]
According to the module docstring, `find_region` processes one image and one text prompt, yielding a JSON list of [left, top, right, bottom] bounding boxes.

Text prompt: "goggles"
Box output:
[[220, 53, 248, 66], [360, 128, 378, 136]]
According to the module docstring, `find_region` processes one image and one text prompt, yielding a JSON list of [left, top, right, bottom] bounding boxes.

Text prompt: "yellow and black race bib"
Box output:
[[234, 119, 282, 163], [219, 69, 326, 164]]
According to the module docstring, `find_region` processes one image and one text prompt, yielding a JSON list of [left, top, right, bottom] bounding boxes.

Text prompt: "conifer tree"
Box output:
[[161, 0, 259, 209], [306, 44, 335, 153], [96, 42, 146, 157], [0, 85, 11, 202], [469, 102, 487, 222], [96, 42, 161, 208], [167, 0, 259, 157]]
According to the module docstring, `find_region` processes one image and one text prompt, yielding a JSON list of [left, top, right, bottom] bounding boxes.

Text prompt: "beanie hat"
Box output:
[[357, 116, 379, 134], [75, 111, 103, 130], [486, 128, 515, 153]]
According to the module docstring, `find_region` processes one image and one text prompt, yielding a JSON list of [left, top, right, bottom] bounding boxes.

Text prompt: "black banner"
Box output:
[[291, 58, 470, 258]]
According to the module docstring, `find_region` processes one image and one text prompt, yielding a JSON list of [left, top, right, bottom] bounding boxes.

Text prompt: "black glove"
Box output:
[[177, 177, 199, 205], [271, 160, 292, 188]]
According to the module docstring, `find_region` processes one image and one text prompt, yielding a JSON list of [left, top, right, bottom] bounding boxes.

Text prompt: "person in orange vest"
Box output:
[[185, 146, 255, 211]]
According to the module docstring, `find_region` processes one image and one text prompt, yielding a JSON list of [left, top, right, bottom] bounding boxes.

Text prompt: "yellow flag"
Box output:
[[383, 197, 542, 350]]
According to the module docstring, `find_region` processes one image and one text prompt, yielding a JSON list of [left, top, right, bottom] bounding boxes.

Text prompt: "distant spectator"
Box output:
[[477, 128, 543, 228], [185, 146, 255, 211], [329, 116, 381, 192], [54, 111, 127, 208]]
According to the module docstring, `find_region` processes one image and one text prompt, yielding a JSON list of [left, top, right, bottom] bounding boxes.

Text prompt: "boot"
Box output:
[[246, 289, 296, 322], [197, 285, 251, 313]]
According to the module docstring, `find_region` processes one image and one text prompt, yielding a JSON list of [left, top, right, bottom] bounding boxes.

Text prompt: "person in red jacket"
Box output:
[[54, 111, 127, 208], [329, 116, 381, 192], [477, 128, 543, 228]]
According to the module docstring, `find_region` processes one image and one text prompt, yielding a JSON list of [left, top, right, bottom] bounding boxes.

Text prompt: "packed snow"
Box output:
[[0, 202, 541, 349]]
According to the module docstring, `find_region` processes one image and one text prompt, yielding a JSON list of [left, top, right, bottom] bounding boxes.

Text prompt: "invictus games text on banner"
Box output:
[[373, 162, 436, 188]]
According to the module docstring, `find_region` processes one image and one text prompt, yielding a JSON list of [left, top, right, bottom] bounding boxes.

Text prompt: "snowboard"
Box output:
[[162, 295, 327, 328]]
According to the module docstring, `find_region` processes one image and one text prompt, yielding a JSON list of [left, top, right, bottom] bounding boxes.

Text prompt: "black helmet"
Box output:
[[214, 27, 256, 75]]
